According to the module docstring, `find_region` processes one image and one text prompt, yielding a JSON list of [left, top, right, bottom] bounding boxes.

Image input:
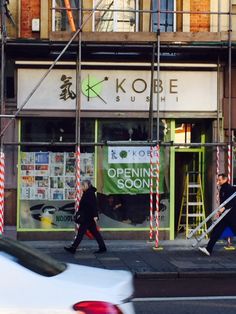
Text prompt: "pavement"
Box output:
[[4, 226, 236, 279]]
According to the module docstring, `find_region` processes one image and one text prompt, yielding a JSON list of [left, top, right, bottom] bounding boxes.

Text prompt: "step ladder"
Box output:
[[177, 171, 207, 238]]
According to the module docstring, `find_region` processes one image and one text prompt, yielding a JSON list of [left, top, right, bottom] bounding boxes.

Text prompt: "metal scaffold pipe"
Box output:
[[0, 0, 104, 138], [52, 7, 236, 16]]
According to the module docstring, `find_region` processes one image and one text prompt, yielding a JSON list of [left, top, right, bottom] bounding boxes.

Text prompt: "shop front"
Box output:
[[16, 63, 218, 240]]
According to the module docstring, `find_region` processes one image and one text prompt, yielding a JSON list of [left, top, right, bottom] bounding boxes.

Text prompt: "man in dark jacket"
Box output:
[[199, 173, 236, 256], [64, 180, 107, 254]]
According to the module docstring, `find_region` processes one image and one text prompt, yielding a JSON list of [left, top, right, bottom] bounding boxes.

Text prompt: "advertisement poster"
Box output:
[[19, 151, 94, 229], [103, 146, 165, 195]]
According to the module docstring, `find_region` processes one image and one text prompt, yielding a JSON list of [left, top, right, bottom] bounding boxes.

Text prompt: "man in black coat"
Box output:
[[64, 180, 107, 254], [199, 173, 236, 256]]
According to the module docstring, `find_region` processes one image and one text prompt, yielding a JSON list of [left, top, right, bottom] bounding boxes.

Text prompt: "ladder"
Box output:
[[177, 171, 207, 238]]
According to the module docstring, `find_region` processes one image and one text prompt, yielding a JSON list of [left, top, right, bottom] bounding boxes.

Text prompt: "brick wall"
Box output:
[[20, 0, 40, 38], [190, 0, 210, 32]]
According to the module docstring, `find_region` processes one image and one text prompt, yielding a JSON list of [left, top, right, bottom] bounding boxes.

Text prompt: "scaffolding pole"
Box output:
[[0, 0, 6, 150], [228, 0, 232, 183], [148, 43, 155, 141], [0, 0, 104, 139]]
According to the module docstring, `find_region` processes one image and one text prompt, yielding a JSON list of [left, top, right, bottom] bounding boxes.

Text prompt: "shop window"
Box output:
[[152, 0, 174, 32], [93, 0, 138, 32], [96, 119, 170, 231], [18, 118, 95, 230]]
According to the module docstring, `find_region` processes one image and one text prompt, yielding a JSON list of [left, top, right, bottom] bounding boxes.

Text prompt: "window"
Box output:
[[94, 0, 138, 32], [52, 0, 80, 32], [152, 0, 174, 32]]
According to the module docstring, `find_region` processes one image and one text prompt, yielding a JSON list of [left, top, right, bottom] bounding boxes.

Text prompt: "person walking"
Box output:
[[199, 173, 236, 256], [64, 180, 107, 254]]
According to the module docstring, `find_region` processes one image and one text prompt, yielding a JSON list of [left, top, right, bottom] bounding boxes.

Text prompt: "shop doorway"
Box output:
[[174, 149, 204, 237]]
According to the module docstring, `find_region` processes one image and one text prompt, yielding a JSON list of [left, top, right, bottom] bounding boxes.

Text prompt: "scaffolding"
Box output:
[[0, 0, 236, 238]]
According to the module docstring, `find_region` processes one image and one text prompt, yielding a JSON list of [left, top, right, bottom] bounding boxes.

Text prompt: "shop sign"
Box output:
[[17, 68, 217, 112], [103, 146, 165, 194]]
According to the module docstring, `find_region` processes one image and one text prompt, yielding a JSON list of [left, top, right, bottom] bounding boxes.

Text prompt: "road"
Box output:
[[133, 277, 236, 314], [134, 277, 236, 297], [133, 297, 236, 314]]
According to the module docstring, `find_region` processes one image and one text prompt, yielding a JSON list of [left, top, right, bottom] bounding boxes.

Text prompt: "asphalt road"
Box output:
[[133, 297, 236, 314], [134, 277, 236, 298]]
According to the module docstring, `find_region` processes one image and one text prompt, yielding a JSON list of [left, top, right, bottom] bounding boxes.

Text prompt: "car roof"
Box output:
[[0, 237, 66, 277]]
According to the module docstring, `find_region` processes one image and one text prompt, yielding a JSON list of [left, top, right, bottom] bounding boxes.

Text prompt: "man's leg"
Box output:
[[206, 219, 228, 254], [71, 223, 88, 249], [88, 220, 106, 251]]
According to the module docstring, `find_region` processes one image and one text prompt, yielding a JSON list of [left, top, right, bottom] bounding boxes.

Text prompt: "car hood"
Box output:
[[56, 263, 134, 302]]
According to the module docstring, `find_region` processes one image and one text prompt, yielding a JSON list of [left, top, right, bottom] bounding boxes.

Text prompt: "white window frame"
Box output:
[[93, 0, 139, 32]]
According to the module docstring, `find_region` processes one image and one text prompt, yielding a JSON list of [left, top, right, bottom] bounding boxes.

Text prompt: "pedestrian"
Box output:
[[64, 180, 107, 254], [199, 173, 236, 256]]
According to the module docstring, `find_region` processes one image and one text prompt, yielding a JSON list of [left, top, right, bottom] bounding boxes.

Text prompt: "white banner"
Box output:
[[17, 68, 217, 111]]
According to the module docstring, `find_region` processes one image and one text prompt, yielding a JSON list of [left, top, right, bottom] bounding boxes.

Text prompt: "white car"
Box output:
[[0, 237, 135, 314]]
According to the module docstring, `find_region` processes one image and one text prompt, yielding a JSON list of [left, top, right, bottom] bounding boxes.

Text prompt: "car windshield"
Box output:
[[0, 237, 66, 277]]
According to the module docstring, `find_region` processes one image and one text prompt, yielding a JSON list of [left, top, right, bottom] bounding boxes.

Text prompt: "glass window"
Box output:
[[21, 118, 94, 152], [152, 0, 174, 32], [97, 119, 170, 230], [18, 118, 95, 230], [52, 0, 80, 31], [94, 0, 138, 32]]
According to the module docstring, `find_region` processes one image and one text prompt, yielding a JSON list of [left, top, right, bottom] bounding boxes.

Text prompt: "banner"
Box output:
[[103, 146, 165, 194]]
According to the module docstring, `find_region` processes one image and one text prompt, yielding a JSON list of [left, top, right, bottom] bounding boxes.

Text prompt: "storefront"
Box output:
[[16, 62, 218, 240]]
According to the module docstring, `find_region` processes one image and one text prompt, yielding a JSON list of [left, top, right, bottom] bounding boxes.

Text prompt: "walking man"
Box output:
[[64, 180, 107, 254], [199, 173, 236, 256]]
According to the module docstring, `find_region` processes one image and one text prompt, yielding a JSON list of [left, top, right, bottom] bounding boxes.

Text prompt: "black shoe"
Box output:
[[94, 248, 107, 254], [64, 246, 76, 254]]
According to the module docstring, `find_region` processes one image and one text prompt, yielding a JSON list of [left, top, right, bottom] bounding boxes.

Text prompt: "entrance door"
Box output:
[[174, 149, 204, 235]]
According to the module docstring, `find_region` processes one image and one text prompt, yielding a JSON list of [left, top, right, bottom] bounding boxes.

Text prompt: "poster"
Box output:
[[20, 151, 94, 202], [103, 146, 165, 194]]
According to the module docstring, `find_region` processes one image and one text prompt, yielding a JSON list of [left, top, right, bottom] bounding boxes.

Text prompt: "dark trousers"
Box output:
[[72, 220, 106, 250], [206, 216, 236, 253]]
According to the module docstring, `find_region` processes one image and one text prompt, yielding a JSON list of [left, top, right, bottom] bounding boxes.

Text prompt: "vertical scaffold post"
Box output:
[[0, 151, 5, 235], [149, 146, 154, 241], [74, 0, 82, 231]]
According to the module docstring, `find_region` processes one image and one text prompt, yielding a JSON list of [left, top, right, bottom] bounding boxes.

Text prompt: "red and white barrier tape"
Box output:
[[216, 146, 220, 204], [75, 146, 81, 212], [228, 144, 231, 184], [155, 145, 160, 248], [149, 146, 154, 240]]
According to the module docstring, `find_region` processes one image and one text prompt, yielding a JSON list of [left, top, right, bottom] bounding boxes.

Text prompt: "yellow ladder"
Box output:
[[177, 172, 207, 238]]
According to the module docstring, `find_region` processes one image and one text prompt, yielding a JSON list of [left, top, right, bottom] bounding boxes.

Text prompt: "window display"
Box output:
[[19, 151, 94, 229]]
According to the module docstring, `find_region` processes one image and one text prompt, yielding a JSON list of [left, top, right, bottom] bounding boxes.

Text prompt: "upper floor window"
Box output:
[[152, 0, 174, 32], [52, 0, 80, 32], [94, 0, 138, 32]]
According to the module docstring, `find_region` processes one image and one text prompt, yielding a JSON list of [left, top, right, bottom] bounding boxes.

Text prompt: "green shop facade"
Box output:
[[16, 61, 218, 240]]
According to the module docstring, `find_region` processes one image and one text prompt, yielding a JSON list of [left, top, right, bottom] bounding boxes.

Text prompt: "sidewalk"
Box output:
[[4, 226, 236, 278], [20, 237, 236, 279]]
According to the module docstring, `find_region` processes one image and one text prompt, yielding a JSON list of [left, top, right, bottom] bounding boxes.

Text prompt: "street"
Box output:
[[133, 297, 236, 314], [134, 277, 236, 298]]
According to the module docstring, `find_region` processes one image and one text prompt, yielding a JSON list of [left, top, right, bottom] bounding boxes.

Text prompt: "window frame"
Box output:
[[151, 0, 176, 32], [92, 0, 139, 32]]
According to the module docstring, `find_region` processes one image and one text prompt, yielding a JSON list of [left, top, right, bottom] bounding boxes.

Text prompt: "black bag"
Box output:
[[74, 211, 84, 224]]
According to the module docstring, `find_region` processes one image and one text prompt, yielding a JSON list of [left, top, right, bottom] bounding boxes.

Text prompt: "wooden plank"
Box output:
[[49, 31, 235, 43]]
